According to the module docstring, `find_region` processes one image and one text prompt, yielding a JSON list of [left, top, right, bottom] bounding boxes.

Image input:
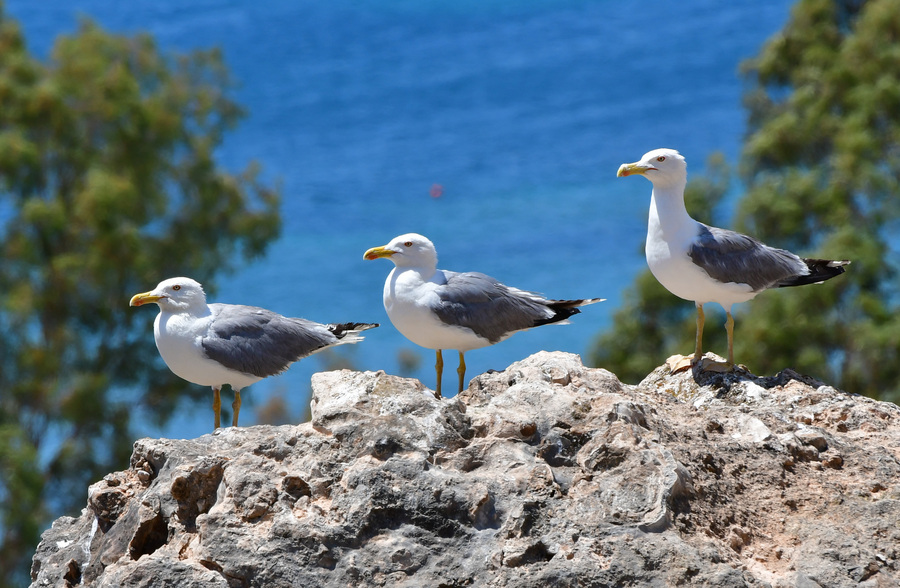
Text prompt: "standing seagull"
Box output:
[[130, 277, 378, 429], [364, 233, 603, 397], [617, 148, 849, 371]]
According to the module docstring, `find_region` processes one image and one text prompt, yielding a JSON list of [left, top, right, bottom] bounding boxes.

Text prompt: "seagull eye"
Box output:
[[172, 285, 181, 291], [403, 241, 413, 247], [656, 156, 666, 162]]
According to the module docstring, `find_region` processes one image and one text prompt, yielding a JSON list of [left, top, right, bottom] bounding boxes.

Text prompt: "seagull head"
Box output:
[[364, 233, 438, 269], [617, 148, 687, 188], [130, 277, 208, 312]]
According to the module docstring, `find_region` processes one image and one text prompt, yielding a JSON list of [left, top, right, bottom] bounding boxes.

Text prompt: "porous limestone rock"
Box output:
[[30, 351, 900, 587]]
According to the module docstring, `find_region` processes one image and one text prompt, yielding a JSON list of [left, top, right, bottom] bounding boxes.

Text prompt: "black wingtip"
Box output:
[[777, 258, 849, 288], [530, 297, 604, 327], [328, 322, 379, 339], [549, 297, 606, 309]]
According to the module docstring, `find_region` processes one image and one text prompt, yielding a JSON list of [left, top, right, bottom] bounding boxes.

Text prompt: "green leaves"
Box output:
[[593, 0, 900, 405], [738, 0, 900, 397], [0, 10, 280, 585]]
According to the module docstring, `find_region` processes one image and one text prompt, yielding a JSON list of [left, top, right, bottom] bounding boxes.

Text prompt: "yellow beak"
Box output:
[[617, 162, 655, 177], [129, 291, 164, 307], [363, 245, 395, 261]]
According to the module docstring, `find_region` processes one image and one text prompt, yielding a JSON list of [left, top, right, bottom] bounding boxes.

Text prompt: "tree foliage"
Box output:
[[0, 9, 280, 586], [591, 0, 900, 403]]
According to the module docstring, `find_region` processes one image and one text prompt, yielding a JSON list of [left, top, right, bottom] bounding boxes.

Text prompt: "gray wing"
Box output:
[[431, 271, 556, 344], [201, 304, 339, 378], [688, 224, 807, 291]]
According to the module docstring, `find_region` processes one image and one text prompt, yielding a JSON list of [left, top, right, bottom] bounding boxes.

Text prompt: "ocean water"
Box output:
[[6, 0, 793, 440]]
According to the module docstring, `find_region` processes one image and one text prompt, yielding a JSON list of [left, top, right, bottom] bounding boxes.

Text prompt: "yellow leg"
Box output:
[[232, 388, 241, 427], [457, 351, 466, 394], [725, 311, 735, 366], [213, 386, 221, 430], [693, 303, 705, 362], [435, 350, 443, 399]]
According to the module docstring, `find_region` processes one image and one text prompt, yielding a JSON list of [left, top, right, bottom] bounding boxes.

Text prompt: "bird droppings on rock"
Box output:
[[30, 351, 900, 587]]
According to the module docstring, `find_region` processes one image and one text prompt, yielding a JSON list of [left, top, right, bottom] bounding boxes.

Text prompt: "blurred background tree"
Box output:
[[591, 0, 900, 404], [0, 8, 280, 586]]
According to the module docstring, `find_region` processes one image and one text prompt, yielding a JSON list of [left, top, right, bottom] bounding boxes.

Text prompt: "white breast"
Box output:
[[646, 198, 757, 309]]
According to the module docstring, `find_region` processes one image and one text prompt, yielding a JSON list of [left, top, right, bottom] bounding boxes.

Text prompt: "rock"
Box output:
[[30, 351, 900, 587]]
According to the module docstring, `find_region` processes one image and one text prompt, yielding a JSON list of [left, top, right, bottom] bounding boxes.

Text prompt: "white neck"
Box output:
[[392, 264, 437, 282], [160, 301, 211, 318], [647, 182, 695, 242]]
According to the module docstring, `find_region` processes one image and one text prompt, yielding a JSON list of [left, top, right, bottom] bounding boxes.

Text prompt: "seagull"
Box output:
[[130, 277, 378, 429], [617, 148, 849, 371], [363, 233, 603, 397]]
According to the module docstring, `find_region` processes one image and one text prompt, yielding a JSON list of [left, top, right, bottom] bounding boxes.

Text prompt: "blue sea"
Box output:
[[7, 0, 793, 440]]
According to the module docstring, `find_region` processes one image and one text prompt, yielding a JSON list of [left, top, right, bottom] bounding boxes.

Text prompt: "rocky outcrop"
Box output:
[[30, 351, 900, 587]]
